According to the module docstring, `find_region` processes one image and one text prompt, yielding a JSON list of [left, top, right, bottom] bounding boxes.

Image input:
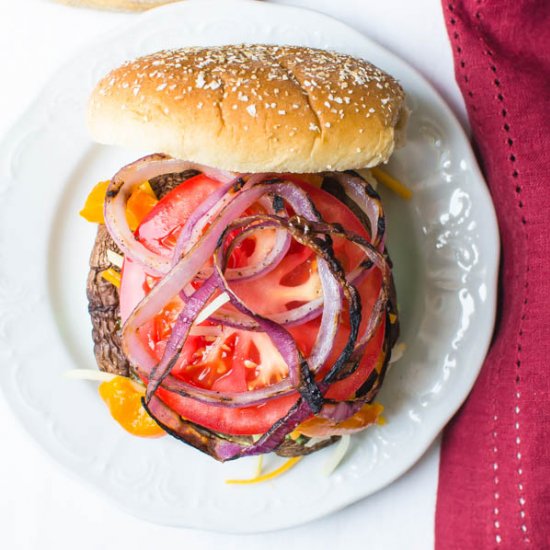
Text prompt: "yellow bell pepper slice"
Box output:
[[126, 181, 158, 231], [80, 180, 158, 230], [98, 376, 166, 438], [79, 180, 110, 223]]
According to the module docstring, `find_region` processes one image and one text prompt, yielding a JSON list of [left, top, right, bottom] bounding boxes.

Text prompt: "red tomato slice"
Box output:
[[136, 174, 222, 253], [120, 174, 386, 435]]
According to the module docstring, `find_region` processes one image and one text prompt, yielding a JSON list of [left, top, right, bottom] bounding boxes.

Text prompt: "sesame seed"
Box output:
[[195, 72, 206, 88], [246, 104, 257, 117]]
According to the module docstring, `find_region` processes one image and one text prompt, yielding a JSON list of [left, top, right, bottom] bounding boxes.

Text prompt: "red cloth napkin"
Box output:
[[436, 1, 550, 548]]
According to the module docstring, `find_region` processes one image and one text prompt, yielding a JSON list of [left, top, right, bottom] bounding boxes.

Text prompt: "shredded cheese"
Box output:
[[195, 292, 230, 324], [225, 456, 302, 485], [101, 268, 121, 288], [106, 249, 124, 269], [64, 369, 117, 382], [254, 455, 264, 478], [323, 435, 351, 476], [371, 167, 413, 200], [305, 436, 331, 448], [64, 370, 144, 393], [389, 342, 406, 365]]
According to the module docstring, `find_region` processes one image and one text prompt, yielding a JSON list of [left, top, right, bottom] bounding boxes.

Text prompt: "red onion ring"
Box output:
[[323, 171, 386, 250], [104, 154, 236, 276]]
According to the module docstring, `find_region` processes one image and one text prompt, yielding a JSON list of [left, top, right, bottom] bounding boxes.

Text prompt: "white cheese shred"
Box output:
[[254, 455, 264, 477], [389, 342, 406, 364], [195, 292, 230, 324], [63, 369, 117, 382], [106, 249, 124, 269], [64, 370, 144, 393], [323, 435, 351, 476]]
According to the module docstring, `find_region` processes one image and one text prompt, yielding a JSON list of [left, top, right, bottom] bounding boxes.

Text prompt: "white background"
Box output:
[[0, 1, 465, 548]]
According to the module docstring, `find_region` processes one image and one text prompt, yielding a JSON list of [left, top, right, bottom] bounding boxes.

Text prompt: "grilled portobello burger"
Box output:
[[84, 45, 405, 462]]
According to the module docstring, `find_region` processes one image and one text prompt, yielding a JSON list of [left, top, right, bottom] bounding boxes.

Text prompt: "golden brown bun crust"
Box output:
[[88, 45, 406, 173]]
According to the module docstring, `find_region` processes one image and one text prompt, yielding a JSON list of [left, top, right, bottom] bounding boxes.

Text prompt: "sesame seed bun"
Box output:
[[88, 44, 407, 173]]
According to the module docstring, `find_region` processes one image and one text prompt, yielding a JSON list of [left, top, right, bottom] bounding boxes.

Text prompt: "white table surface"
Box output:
[[0, 1, 465, 548]]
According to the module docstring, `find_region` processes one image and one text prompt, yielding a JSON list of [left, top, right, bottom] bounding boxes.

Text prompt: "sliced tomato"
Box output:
[[136, 174, 222, 253], [119, 175, 386, 435]]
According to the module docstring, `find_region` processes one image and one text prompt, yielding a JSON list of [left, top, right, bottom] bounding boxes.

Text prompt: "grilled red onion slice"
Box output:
[[108, 161, 291, 283], [104, 154, 236, 275], [322, 171, 385, 250], [222, 206, 291, 282], [171, 173, 266, 267], [143, 274, 219, 402]]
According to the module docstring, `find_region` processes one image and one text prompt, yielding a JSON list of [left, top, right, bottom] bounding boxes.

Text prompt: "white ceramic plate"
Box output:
[[0, 0, 498, 533]]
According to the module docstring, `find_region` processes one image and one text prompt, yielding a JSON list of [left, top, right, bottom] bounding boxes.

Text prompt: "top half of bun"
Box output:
[[88, 44, 407, 173]]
